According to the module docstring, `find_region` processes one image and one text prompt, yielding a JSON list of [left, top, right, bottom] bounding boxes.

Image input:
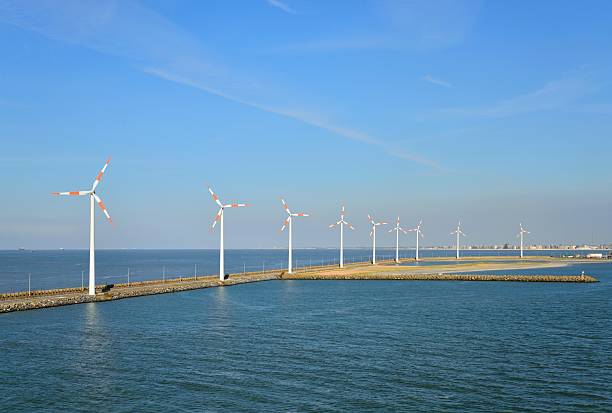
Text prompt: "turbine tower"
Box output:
[[52, 158, 113, 296], [518, 223, 530, 258], [409, 220, 424, 261], [451, 221, 466, 259], [329, 206, 354, 268], [368, 214, 387, 264], [209, 187, 248, 281], [388, 216, 407, 263], [281, 198, 309, 274]]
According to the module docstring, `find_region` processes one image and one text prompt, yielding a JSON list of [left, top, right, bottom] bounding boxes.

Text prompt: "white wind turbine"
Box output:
[[518, 223, 530, 258], [368, 214, 388, 264], [281, 198, 309, 274], [388, 216, 407, 263], [329, 206, 354, 268], [52, 158, 112, 296], [451, 221, 466, 259], [408, 220, 424, 261], [209, 187, 248, 281]]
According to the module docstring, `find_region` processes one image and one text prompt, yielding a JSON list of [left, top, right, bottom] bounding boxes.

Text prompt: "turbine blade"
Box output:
[[51, 191, 90, 196], [292, 213, 309, 217], [211, 208, 222, 229], [224, 203, 248, 208], [91, 157, 111, 191], [281, 198, 292, 215], [328, 223, 336, 229], [347, 224, 355, 230], [281, 217, 290, 231], [369, 230, 373, 238], [208, 187, 223, 207], [92, 193, 112, 223]]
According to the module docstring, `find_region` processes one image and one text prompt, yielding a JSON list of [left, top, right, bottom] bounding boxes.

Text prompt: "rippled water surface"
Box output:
[[1, 262, 610, 412]]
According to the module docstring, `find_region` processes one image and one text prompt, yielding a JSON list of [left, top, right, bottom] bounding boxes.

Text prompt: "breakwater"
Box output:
[[283, 272, 598, 282], [0, 260, 598, 313], [0, 272, 281, 313]]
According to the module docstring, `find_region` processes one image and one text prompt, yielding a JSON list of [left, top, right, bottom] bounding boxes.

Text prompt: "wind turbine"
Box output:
[[368, 214, 387, 264], [52, 158, 112, 296], [451, 221, 466, 259], [518, 223, 530, 258], [209, 187, 248, 281], [388, 216, 407, 263], [329, 206, 354, 268], [281, 198, 309, 274], [408, 220, 424, 261]]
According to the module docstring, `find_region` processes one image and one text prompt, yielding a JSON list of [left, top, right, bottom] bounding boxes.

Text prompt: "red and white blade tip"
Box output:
[[51, 191, 89, 196], [93, 193, 112, 223], [91, 157, 111, 191]]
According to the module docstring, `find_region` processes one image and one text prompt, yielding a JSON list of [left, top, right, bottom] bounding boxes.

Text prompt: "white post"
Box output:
[[372, 226, 376, 264], [219, 209, 224, 280], [288, 218, 293, 274], [416, 231, 420, 261], [88, 195, 96, 296], [28, 273, 31, 296], [162, 266, 165, 283], [456, 232, 460, 260], [81, 270, 84, 291], [340, 222, 344, 268], [520, 232, 524, 258], [395, 229, 399, 263]]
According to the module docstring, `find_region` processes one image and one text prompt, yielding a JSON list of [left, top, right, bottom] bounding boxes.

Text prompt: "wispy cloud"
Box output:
[[266, 0, 481, 54], [422, 74, 452, 88], [438, 77, 595, 118], [262, 36, 389, 54], [0, 0, 440, 169], [266, 0, 295, 14], [145, 68, 441, 169]]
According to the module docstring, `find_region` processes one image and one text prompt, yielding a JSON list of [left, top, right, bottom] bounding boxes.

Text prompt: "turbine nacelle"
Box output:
[[368, 214, 387, 237], [208, 187, 248, 230], [51, 157, 113, 223], [389, 216, 407, 234], [329, 206, 354, 230], [280, 198, 308, 231], [451, 221, 466, 236], [408, 219, 424, 238]]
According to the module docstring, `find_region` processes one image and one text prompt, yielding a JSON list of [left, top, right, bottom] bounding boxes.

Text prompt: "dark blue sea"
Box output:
[[0, 251, 610, 412]]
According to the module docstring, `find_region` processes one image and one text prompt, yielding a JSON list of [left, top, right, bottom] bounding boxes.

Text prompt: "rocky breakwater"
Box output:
[[0, 271, 281, 313], [283, 272, 598, 282]]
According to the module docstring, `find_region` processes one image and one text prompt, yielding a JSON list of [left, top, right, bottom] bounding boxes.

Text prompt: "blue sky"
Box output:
[[1, 0, 611, 249]]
